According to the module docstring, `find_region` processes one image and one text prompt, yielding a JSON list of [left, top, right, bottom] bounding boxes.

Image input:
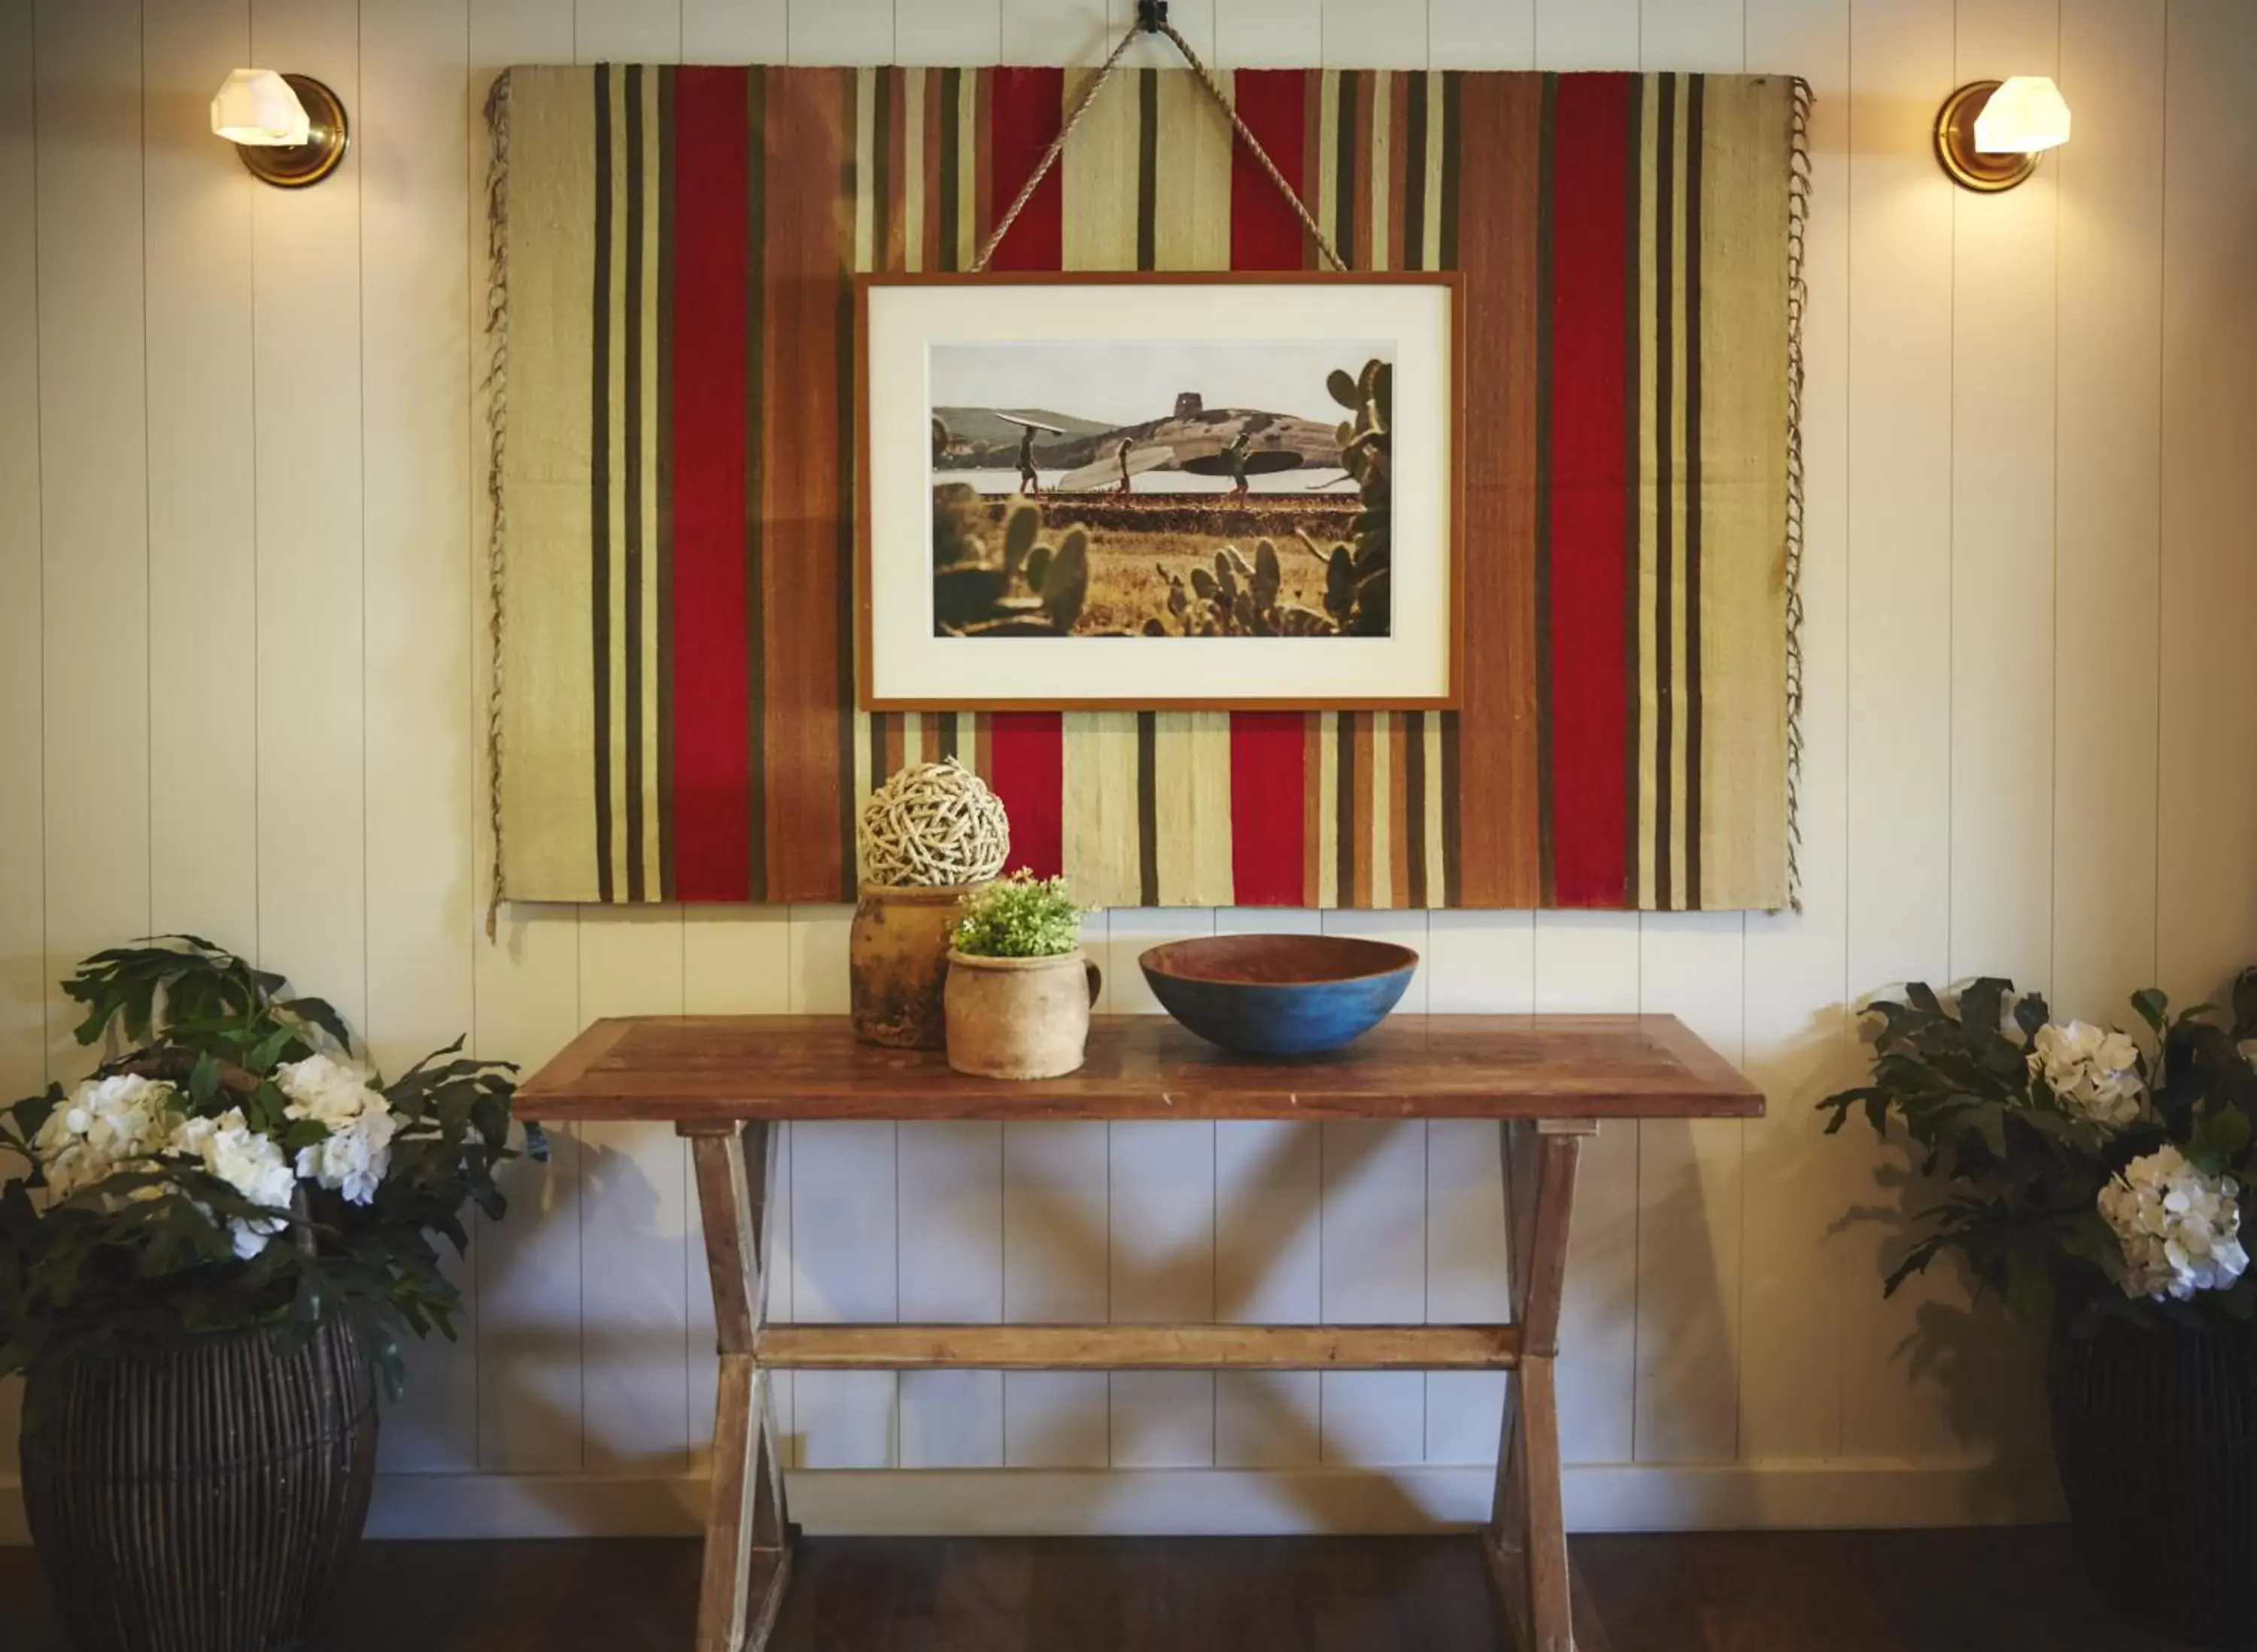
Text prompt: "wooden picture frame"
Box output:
[[855, 271, 1466, 712]]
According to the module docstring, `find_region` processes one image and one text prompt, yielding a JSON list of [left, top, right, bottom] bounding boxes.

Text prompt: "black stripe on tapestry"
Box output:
[[1684, 74, 1706, 906], [591, 65, 616, 902], [624, 65, 647, 902], [934, 712, 958, 761], [1405, 711, 1427, 904], [937, 68, 961, 272], [1621, 75, 1644, 910], [1437, 70, 1462, 906], [1137, 712, 1159, 906], [836, 69, 864, 893], [1532, 74, 1557, 906], [656, 65, 678, 900], [744, 65, 769, 901], [1402, 73, 1427, 271], [1654, 73, 1677, 910], [1136, 70, 1159, 271]]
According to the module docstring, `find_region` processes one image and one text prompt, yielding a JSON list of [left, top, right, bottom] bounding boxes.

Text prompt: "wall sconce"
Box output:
[[210, 68, 350, 188], [1935, 76, 2070, 193]]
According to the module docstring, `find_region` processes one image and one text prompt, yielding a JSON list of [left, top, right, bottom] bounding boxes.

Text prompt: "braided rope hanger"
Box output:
[[971, 6, 1348, 275]]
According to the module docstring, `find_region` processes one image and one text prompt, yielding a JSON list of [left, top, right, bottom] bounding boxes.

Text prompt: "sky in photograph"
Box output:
[[929, 339, 1391, 428]]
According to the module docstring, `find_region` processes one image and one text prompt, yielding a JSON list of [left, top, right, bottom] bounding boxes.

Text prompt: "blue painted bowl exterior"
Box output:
[[1138, 935, 1418, 1057]]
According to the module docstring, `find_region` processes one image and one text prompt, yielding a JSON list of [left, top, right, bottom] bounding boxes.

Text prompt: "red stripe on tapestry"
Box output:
[[666, 67, 752, 900], [1224, 68, 1311, 904], [1544, 73, 1634, 906], [978, 68, 1065, 876]]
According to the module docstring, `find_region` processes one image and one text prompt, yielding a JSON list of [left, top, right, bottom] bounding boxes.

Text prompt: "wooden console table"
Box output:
[[516, 1014, 1761, 1652]]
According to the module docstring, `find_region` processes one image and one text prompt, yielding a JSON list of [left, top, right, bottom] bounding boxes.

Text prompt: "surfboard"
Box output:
[[1179, 449, 1305, 479], [1056, 444, 1175, 492], [994, 411, 1070, 436]]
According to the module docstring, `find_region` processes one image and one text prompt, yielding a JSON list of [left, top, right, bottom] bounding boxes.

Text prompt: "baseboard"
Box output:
[[0, 1456, 2063, 1544]]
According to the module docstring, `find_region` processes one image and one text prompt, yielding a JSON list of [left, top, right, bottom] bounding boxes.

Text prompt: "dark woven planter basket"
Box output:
[[2051, 1304, 2257, 1650], [20, 1313, 379, 1652]]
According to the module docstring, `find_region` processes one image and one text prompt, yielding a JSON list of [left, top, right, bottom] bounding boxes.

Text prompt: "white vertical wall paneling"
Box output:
[[682, 908, 793, 1465], [144, 0, 260, 952], [683, 0, 788, 61], [362, 0, 482, 1474], [898, 1121, 1006, 1468], [1002, 1110, 1110, 1467], [1319, 0, 1426, 67], [569, 9, 694, 1480], [35, 0, 151, 1081], [1532, 914, 1642, 1465], [2155, 0, 2257, 1009], [1630, 0, 1748, 1471], [1428, 0, 1536, 68], [1001, 0, 1114, 63], [2049, 5, 2163, 1025], [1317, 906, 1429, 1464], [0, 0, 41, 1486], [468, 0, 585, 1477], [1949, 0, 2058, 1000], [1737, 0, 1855, 1464], [788, 0, 893, 65], [1535, 0, 1639, 69], [1531, 0, 1644, 1477], [251, 0, 365, 1033], [1209, 906, 1322, 1466], [1836, 0, 1957, 1463], [575, 0, 676, 60], [897, 0, 1004, 66], [1213, 0, 1322, 68]]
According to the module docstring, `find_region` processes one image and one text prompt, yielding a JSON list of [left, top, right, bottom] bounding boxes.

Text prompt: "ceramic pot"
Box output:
[[943, 949, 1102, 1079], [849, 882, 983, 1049], [22, 1313, 378, 1652]]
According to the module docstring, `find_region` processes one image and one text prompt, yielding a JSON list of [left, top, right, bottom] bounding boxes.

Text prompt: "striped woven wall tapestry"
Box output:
[[489, 64, 1806, 912]]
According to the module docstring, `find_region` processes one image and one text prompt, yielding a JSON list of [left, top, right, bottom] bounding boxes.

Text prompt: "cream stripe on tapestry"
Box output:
[[903, 68, 925, 275], [1423, 712, 1446, 906], [1316, 72, 1340, 266], [1422, 71, 1446, 272], [1368, 71, 1391, 275], [603, 64, 633, 902], [500, 68, 600, 899], [1155, 67, 1232, 270], [955, 68, 980, 272], [637, 68, 665, 901], [1152, 712, 1233, 903], [1063, 717, 1142, 906], [1315, 713, 1340, 906], [1695, 75, 1792, 909]]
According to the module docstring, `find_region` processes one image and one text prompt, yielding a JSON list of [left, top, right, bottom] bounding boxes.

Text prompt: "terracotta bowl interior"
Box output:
[[1139, 934, 1418, 987]]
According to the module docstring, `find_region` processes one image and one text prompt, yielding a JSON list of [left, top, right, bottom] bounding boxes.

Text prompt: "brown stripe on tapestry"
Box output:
[[1137, 711, 1160, 905], [1532, 74, 1557, 905], [835, 68, 865, 889], [1436, 71, 1463, 903], [973, 67, 994, 260], [870, 712, 892, 810], [1351, 712, 1375, 904], [1350, 71, 1375, 270], [1450, 74, 1542, 905], [623, 64, 649, 900], [1404, 711, 1427, 903], [885, 66, 908, 270], [937, 68, 961, 271], [1654, 72, 1677, 909], [934, 712, 958, 761], [655, 66, 678, 900], [1387, 71, 1410, 273], [1402, 72, 1428, 271], [590, 65, 616, 902], [1332, 713, 1354, 903], [743, 65, 770, 900], [1136, 69, 1159, 270], [1302, 712, 1322, 906], [921, 68, 943, 269], [1683, 73, 1706, 907], [1332, 70, 1358, 266]]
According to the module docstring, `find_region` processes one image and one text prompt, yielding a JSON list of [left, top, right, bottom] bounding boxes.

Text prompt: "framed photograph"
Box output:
[[856, 272, 1462, 712]]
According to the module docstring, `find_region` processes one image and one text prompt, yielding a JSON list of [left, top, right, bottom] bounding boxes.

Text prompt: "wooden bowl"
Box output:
[[1138, 934, 1419, 1057]]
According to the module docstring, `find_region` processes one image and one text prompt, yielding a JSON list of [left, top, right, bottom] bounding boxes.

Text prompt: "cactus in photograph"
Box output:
[[931, 491, 1089, 637]]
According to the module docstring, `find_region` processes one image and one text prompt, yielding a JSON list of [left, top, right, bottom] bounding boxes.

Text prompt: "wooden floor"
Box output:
[[0, 1528, 2201, 1650]]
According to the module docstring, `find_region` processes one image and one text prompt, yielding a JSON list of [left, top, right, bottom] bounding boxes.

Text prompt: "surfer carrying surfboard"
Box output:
[[1016, 425, 1040, 494], [1116, 438, 1135, 496]]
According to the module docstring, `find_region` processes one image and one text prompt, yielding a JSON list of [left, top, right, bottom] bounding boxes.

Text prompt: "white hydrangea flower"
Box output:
[[169, 1108, 298, 1259], [275, 1052, 397, 1205], [32, 1073, 180, 1199], [2029, 1019, 2146, 1129], [2098, 1143, 2251, 1302]]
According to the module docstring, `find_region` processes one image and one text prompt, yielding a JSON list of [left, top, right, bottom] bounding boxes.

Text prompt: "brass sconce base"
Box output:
[[235, 74, 350, 189], [1935, 80, 2040, 193]]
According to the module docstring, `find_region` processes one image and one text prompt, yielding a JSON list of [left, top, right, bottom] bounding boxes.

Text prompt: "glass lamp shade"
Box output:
[[211, 68, 310, 146], [1973, 75, 2071, 155]]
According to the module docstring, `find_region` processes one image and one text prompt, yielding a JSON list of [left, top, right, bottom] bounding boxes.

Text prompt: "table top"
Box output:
[[514, 1014, 1763, 1125]]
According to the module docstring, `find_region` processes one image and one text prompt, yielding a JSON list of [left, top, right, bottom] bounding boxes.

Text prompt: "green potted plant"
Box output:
[[943, 872, 1100, 1079], [0, 937, 545, 1652], [1823, 970, 2257, 1648]]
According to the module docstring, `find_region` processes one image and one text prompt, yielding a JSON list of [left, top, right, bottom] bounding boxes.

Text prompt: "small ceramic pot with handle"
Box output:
[[943, 949, 1103, 1080]]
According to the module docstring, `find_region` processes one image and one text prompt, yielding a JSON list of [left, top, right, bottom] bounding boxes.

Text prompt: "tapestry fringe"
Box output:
[[1782, 75, 1812, 916], [482, 69, 512, 941]]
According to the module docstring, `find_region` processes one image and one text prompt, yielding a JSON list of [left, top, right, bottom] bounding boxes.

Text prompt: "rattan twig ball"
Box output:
[[857, 758, 1011, 888]]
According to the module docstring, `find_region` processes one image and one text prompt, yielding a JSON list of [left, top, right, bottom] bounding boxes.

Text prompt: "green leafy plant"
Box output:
[[0, 937, 546, 1398], [1821, 970, 2257, 1329], [950, 872, 1089, 960]]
